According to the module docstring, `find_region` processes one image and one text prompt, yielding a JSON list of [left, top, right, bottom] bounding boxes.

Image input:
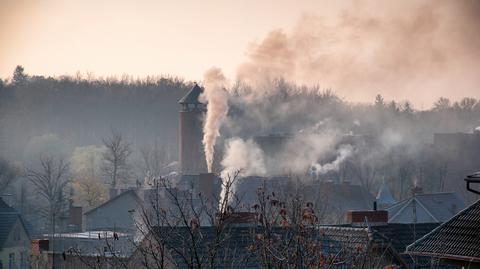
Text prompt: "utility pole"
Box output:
[[52, 212, 55, 269]]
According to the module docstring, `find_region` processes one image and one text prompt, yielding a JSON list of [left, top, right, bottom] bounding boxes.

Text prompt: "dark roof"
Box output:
[[178, 83, 203, 104], [371, 223, 439, 253], [0, 213, 19, 248], [467, 171, 480, 179], [84, 190, 140, 215], [407, 199, 480, 263], [140, 225, 405, 269], [0, 198, 16, 213], [148, 226, 259, 269], [0, 198, 30, 248], [330, 223, 441, 268]]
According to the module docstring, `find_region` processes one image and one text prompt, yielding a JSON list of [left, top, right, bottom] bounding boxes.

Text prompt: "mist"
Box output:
[[237, 0, 480, 106]]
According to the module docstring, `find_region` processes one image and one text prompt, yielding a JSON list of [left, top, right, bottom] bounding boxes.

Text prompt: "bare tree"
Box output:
[[74, 174, 403, 269], [27, 155, 70, 232], [0, 158, 18, 195], [140, 142, 171, 181], [102, 130, 132, 188]]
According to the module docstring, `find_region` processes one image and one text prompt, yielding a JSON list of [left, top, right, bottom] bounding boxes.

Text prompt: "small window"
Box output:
[[8, 253, 14, 269], [20, 253, 25, 269]]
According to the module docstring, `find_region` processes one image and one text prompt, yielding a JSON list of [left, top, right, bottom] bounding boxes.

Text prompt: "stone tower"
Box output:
[[179, 83, 208, 175]]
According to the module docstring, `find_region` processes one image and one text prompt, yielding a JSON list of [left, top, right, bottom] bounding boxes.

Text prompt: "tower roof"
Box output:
[[376, 183, 396, 207], [179, 83, 203, 104]]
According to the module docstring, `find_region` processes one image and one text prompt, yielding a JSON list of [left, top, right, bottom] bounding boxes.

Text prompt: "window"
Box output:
[[20, 252, 25, 269], [8, 253, 14, 269]]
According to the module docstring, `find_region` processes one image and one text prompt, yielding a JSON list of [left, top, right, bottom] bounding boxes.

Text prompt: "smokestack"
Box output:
[[179, 83, 208, 174]]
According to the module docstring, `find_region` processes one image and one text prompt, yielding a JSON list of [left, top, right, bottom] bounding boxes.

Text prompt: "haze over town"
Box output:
[[1, 1, 480, 269]]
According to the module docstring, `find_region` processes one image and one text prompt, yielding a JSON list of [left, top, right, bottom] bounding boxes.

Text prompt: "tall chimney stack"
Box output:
[[179, 83, 208, 175]]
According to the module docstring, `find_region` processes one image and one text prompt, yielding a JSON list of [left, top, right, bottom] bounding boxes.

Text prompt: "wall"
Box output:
[[85, 192, 139, 232], [0, 218, 30, 269]]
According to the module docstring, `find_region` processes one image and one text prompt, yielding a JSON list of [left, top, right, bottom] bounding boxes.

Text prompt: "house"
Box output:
[[407, 198, 480, 268], [84, 189, 140, 232], [335, 209, 446, 269], [0, 198, 31, 269], [129, 225, 408, 269], [386, 190, 465, 224], [128, 210, 412, 269], [30, 231, 133, 269]]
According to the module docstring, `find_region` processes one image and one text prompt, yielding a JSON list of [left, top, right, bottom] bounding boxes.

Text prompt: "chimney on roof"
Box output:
[[68, 206, 83, 232], [411, 186, 423, 196], [347, 210, 388, 227]]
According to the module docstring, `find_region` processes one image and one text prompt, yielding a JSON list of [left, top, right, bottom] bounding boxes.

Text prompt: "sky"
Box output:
[[1, 0, 479, 107], [0, 0, 344, 80]]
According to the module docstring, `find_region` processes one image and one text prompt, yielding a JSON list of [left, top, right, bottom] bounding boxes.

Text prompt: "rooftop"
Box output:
[[407, 199, 480, 263], [387, 192, 465, 224], [178, 83, 203, 104]]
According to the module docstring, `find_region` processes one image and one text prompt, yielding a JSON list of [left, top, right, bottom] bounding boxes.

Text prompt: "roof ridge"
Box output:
[[406, 198, 480, 251], [84, 189, 140, 215]]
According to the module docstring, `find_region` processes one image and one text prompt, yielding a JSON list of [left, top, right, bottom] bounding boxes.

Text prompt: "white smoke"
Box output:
[[221, 131, 341, 178], [220, 138, 267, 179], [201, 67, 229, 172], [310, 144, 353, 177]]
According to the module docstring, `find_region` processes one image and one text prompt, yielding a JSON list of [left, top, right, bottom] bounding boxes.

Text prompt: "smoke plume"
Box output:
[[201, 67, 229, 172], [310, 144, 352, 177], [220, 138, 267, 179], [221, 131, 341, 178], [236, 0, 480, 106]]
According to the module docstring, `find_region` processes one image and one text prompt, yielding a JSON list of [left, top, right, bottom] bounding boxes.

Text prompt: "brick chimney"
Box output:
[[68, 206, 83, 231], [347, 210, 388, 226]]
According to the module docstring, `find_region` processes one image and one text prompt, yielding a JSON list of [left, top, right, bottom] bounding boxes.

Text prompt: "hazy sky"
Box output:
[[1, 0, 479, 106], [0, 0, 346, 80]]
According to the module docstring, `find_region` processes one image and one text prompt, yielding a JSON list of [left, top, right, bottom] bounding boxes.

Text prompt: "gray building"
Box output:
[[84, 190, 140, 232]]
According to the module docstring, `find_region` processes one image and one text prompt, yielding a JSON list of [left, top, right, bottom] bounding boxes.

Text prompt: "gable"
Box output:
[[389, 200, 439, 223], [3, 218, 30, 249], [387, 193, 466, 224], [0, 215, 29, 249], [85, 190, 140, 216]]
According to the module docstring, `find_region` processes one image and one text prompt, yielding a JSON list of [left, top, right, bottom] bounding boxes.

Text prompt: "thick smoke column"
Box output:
[[201, 67, 229, 172]]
